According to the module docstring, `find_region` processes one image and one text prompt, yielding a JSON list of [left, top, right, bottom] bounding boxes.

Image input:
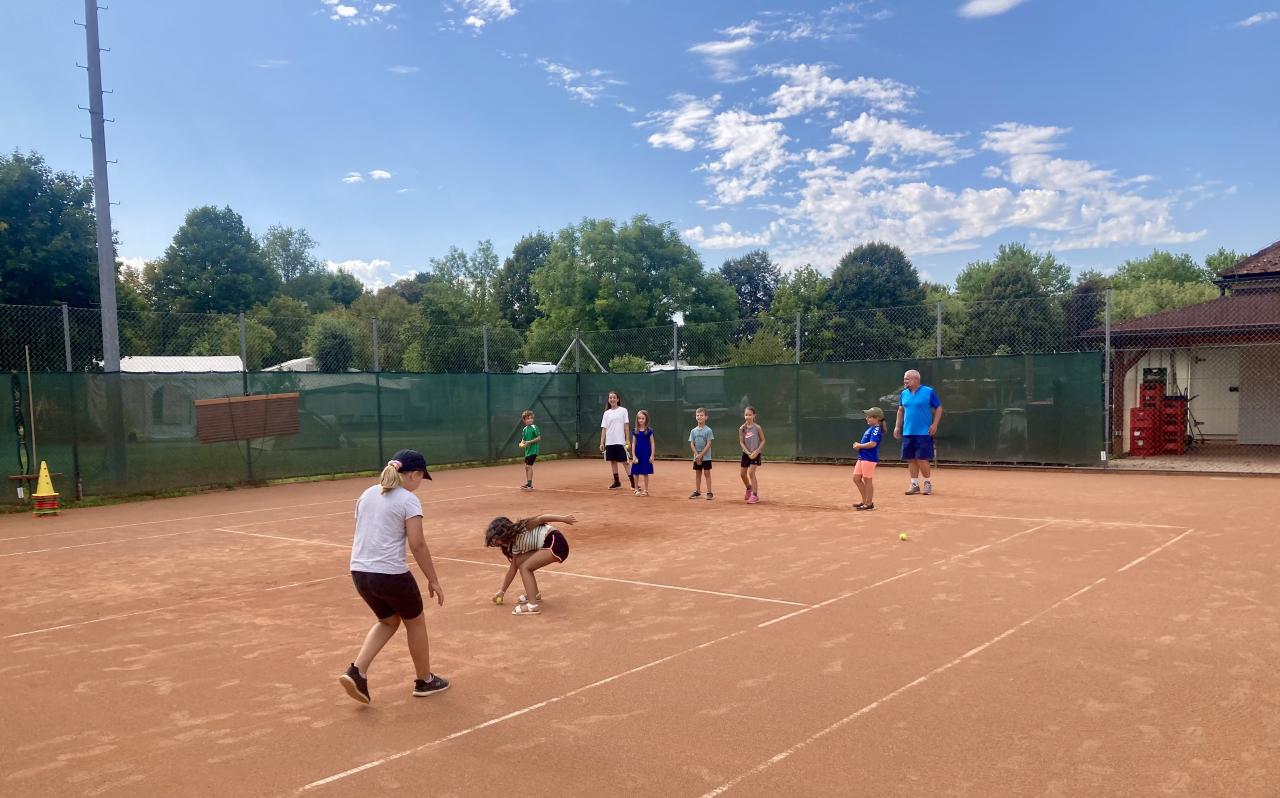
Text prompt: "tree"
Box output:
[[1111, 250, 1211, 289], [1064, 273, 1110, 341], [827, 242, 926, 312], [1111, 281, 1218, 324], [147, 206, 280, 313], [261, 225, 322, 283], [189, 316, 277, 370], [307, 314, 365, 371], [249, 295, 313, 367], [467, 240, 502, 323], [351, 292, 415, 370], [767, 265, 833, 360], [1205, 247, 1244, 277], [608, 354, 649, 373], [495, 232, 552, 328], [719, 249, 780, 319], [958, 260, 1063, 355], [0, 151, 99, 306], [725, 329, 792, 366], [955, 243, 1071, 302], [326, 269, 366, 307], [387, 272, 432, 305]]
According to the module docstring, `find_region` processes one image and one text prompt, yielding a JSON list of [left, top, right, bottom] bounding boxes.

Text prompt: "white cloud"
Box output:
[[372, 2, 396, 12], [689, 33, 758, 81], [704, 110, 792, 204], [321, 0, 397, 27], [388, 65, 420, 74], [642, 94, 719, 151], [803, 143, 852, 165], [1234, 11, 1280, 27], [395, 187, 416, 194], [683, 222, 772, 250], [341, 172, 365, 184], [958, 0, 1029, 18], [253, 59, 290, 69], [369, 169, 392, 180], [325, 258, 394, 290], [538, 59, 622, 105], [768, 64, 915, 117], [333, 4, 358, 18], [616, 103, 637, 113], [834, 113, 969, 163], [980, 122, 1068, 155], [456, 0, 517, 31], [119, 256, 148, 274]]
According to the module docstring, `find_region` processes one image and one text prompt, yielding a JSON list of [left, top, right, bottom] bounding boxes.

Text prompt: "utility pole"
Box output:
[[81, 0, 120, 371]]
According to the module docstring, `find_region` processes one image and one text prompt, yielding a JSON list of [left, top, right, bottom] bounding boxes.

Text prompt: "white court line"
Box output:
[[0, 530, 192, 558], [299, 517, 1066, 792], [698, 527, 1196, 797], [3, 575, 345, 639], [480, 485, 1184, 529], [0, 484, 481, 543]]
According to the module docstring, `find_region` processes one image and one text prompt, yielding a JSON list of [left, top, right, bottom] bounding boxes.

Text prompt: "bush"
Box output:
[[307, 315, 363, 371], [608, 354, 649, 373]]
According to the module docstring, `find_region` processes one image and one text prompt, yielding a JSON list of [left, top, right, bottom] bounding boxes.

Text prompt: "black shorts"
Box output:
[[740, 454, 762, 468], [351, 570, 423, 621], [544, 530, 570, 563], [524, 454, 538, 466], [604, 444, 628, 462], [692, 459, 713, 471]]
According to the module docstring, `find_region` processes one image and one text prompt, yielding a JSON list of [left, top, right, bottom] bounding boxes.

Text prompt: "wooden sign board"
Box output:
[[195, 393, 301, 444]]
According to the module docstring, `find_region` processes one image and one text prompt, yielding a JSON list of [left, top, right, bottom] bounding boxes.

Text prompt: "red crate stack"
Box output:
[[1129, 383, 1187, 456]]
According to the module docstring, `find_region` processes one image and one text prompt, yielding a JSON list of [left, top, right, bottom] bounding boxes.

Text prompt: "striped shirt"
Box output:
[[507, 524, 552, 557]]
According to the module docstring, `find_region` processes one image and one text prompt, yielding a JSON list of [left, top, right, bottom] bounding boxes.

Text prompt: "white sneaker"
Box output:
[[923, 482, 932, 496]]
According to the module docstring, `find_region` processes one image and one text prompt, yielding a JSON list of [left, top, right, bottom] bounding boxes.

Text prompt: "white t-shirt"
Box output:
[[601, 406, 630, 446], [349, 484, 423, 574]]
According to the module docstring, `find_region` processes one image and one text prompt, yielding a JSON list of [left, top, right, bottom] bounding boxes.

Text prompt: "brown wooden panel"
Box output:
[[195, 393, 301, 444]]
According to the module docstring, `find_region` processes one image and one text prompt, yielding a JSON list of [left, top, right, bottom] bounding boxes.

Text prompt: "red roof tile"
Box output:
[[1086, 291, 1280, 337], [1219, 239, 1280, 279]]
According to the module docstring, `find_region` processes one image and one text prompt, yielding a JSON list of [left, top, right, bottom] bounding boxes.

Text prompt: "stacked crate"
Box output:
[[1129, 381, 1187, 456]]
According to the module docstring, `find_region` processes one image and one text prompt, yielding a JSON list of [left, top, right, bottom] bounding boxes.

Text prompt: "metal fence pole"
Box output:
[[794, 312, 801, 364], [61, 303, 73, 372], [1103, 288, 1112, 466], [238, 312, 248, 369], [936, 301, 943, 358], [483, 323, 490, 373], [371, 317, 380, 372]]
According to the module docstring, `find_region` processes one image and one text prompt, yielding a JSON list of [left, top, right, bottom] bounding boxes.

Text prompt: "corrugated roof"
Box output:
[[1219, 239, 1280, 279], [1099, 291, 1280, 336]]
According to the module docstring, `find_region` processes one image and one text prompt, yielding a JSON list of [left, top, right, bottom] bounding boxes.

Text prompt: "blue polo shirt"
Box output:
[[858, 425, 882, 462], [900, 385, 941, 436]]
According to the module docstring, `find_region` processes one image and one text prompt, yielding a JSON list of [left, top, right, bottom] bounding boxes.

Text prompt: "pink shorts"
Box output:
[[853, 460, 877, 478]]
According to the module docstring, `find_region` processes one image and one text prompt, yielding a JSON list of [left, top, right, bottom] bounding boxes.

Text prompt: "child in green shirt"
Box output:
[[518, 409, 542, 491]]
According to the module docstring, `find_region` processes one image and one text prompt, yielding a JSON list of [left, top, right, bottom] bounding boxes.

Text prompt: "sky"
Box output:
[[3, 0, 1279, 291]]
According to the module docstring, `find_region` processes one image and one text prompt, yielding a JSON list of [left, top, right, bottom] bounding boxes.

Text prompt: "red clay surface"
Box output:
[[1, 460, 1276, 797]]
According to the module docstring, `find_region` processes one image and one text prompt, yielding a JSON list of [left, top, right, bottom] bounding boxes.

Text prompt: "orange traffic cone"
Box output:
[[33, 461, 59, 517]]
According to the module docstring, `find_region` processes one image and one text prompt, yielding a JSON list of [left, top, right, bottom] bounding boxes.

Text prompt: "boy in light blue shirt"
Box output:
[[688, 407, 714, 501]]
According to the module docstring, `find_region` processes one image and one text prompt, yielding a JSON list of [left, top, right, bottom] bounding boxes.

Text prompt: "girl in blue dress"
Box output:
[[630, 409, 656, 496]]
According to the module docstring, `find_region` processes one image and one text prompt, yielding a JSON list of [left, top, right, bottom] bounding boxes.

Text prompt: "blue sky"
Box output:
[[4, 0, 1278, 290]]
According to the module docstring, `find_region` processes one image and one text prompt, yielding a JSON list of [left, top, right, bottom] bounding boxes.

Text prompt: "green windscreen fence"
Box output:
[[3, 353, 1101, 505]]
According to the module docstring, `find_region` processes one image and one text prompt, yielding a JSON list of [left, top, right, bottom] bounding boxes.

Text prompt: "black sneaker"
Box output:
[[339, 663, 370, 704], [413, 674, 450, 697], [706, 492, 715, 501], [856, 503, 875, 511], [609, 480, 623, 490], [689, 491, 702, 499]]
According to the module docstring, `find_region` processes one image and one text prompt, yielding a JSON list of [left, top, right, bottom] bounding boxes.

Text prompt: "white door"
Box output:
[[1188, 348, 1239, 439], [1239, 346, 1280, 445]]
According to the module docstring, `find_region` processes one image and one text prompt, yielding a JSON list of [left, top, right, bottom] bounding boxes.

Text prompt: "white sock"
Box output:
[[911, 478, 919, 487]]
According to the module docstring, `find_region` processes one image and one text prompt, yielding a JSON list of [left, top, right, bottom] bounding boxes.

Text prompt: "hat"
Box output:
[[388, 448, 432, 479], [862, 406, 885, 419]]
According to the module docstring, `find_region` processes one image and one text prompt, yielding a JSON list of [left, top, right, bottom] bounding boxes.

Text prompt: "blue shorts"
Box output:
[[901, 435, 935, 461]]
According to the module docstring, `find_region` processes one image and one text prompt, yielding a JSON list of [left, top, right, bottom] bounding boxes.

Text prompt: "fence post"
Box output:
[[239, 311, 249, 396], [483, 323, 490, 373], [375, 372, 385, 467], [61, 303, 73, 371], [935, 302, 943, 358], [371, 317, 380, 372], [794, 312, 801, 364], [1103, 288, 1112, 466], [574, 329, 581, 373]]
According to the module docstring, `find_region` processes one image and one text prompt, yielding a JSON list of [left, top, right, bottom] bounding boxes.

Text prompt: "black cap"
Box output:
[[389, 448, 431, 479]]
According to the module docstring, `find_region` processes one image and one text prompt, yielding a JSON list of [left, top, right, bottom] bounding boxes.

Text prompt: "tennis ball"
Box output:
[[493, 594, 504, 605], [899, 533, 909, 541]]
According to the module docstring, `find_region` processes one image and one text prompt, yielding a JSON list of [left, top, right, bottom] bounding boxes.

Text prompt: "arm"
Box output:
[[698, 439, 712, 458], [624, 422, 631, 454], [739, 426, 748, 455], [599, 424, 606, 452], [406, 517, 444, 606], [894, 406, 904, 440], [930, 406, 942, 437], [754, 426, 766, 457], [648, 433, 656, 462], [497, 559, 518, 595], [526, 513, 578, 526]]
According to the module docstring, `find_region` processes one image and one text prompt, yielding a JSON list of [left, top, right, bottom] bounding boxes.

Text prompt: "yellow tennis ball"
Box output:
[[493, 594, 504, 605], [899, 533, 909, 541]]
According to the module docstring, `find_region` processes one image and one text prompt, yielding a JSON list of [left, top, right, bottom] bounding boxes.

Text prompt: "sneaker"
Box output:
[[744, 488, 752, 501], [610, 481, 623, 490], [513, 602, 541, 615], [339, 663, 370, 704], [853, 502, 866, 510], [520, 484, 533, 492], [923, 482, 932, 496], [905, 485, 921, 495], [747, 494, 759, 504], [706, 492, 715, 501], [413, 674, 450, 697], [689, 491, 702, 499], [856, 503, 875, 511]]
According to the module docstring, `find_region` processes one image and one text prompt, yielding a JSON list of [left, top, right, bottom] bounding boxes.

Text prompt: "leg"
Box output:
[[517, 549, 560, 604], [748, 464, 758, 495], [354, 615, 401, 675], [402, 612, 433, 680], [864, 477, 875, 506], [908, 460, 920, 479], [740, 467, 751, 488], [917, 459, 932, 479], [705, 471, 713, 492], [695, 469, 703, 492], [852, 473, 866, 504]]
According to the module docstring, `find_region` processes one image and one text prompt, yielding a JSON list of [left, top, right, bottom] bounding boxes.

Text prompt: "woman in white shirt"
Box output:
[[598, 391, 631, 490]]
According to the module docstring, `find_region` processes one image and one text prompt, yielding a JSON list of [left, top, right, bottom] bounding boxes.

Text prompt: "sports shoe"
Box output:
[[905, 485, 921, 495], [413, 674, 450, 697], [513, 602, 541, 615], [706, 492, 715, 501], [856, 503, 875, 511], [747, 494, 759, 504], [744, 488, 752, 501], [689, 491, 702, 499], [520, 484, 533, 492], [923, 482, 932, 496], [609, 480, 623, 490], [339, 663, 370, 704]]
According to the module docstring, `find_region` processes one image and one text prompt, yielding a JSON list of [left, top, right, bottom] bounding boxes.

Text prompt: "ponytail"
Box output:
[[379, 460, 404, 494]]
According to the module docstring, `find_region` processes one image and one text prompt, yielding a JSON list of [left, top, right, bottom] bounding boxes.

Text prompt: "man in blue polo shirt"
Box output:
[[894, 369, 942, 496]]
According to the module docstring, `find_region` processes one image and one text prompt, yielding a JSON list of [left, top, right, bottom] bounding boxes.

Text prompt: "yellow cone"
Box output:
[[34, 461, 58, 498]]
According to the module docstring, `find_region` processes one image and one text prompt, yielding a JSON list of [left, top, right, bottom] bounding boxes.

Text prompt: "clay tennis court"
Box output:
[[2, 460, 1276, 797]]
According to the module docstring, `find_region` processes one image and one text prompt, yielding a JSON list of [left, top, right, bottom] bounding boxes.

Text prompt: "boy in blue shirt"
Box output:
[[688, 407, 714, 501], [852, 407, 884, 510], [894, 369, 942, 495]]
